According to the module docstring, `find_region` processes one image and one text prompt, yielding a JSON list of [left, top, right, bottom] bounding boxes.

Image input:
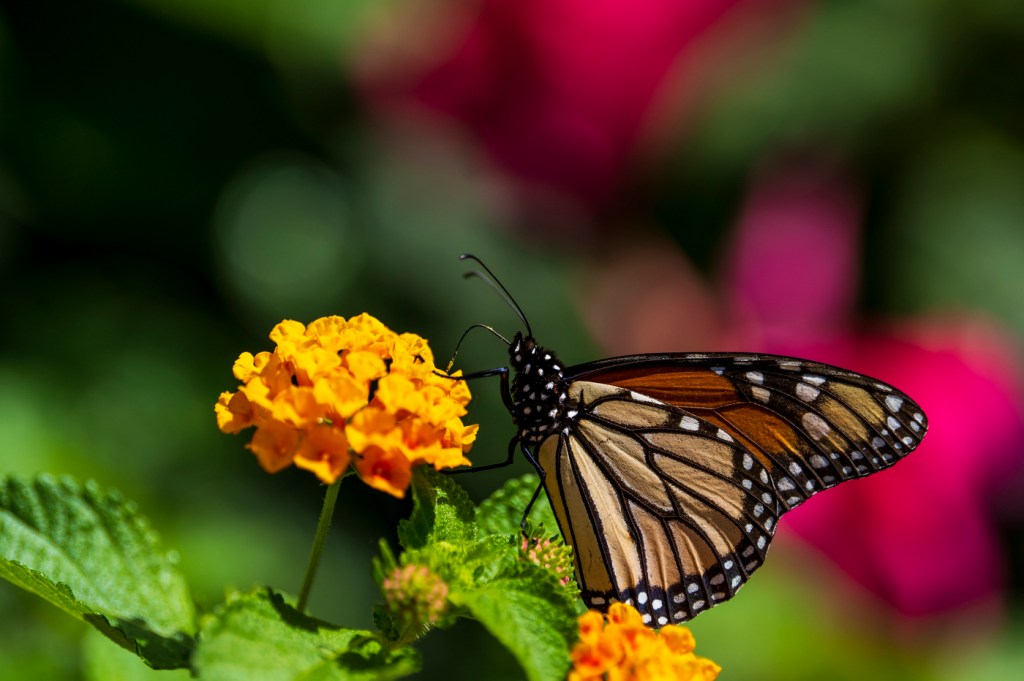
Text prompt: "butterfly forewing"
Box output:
[[571, 353, 928, 512], [537, 380, 781, 625]]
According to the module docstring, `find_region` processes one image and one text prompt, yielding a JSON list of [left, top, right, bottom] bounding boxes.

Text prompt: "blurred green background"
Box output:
[[1, 0, 1022, 679]]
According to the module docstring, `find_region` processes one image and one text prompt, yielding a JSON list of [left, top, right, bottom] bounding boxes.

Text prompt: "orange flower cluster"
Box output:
[[569, 603, 720, 681], [215, 314, 478, 497]]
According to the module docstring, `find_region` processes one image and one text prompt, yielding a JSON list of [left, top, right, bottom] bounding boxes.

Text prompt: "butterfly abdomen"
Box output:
[[508, 334, 570, 444]]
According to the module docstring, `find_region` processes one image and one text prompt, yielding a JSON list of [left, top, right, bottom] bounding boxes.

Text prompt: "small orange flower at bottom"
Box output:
[[569, 603, 720, 681]]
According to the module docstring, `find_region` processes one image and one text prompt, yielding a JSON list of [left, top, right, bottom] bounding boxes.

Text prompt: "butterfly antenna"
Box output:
[[459, 253, 534, 338], [444, 323, 510, 373]]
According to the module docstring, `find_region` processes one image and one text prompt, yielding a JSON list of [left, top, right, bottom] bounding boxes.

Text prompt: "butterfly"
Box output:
[[452, 255, 928, 626]]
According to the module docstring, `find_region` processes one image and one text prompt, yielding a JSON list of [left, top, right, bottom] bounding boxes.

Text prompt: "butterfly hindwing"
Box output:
[[535, 380, 781, 625]]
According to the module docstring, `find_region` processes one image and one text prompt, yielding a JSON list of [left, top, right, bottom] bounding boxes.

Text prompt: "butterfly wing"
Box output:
[[569, 353, 928, 511], [535, 380, 782, 625], [534, 353, 927, 624]]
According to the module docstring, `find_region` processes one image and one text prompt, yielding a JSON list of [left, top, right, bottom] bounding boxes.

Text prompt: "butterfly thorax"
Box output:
[[508, 334, 569, 445]]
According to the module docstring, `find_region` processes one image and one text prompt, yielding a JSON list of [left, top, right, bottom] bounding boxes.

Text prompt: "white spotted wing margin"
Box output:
[[533, 381, 782, 626], [708, 354, 929, 513]]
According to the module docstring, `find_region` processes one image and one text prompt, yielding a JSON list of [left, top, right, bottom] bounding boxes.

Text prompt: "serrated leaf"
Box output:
[[193, 589, 420, 681], [396, 467, 476, 550], [454, 563, 576, 681], [477, 473, 558, 537], [0, 475, 195, 668]]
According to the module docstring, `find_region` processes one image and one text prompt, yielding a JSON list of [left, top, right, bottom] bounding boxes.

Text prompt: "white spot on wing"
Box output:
[[746, 371, 764, 384], [885, 395, 904, 413], [803, 374, 826, 386], [796, 383, 820, 402], [716, 429, 734, 442], [752, 386, 771, 403], [679, 415, 700, 431], [631, 391, 662, 405], [802, 412, 831, 441]]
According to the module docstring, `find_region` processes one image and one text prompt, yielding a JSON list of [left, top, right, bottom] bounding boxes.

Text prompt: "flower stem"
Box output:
[[297, 479, 342, 613]]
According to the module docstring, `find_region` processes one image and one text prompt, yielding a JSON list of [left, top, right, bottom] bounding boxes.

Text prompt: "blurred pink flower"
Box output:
[[583, 160, 1024, 618], [362, 0, 747, 212]]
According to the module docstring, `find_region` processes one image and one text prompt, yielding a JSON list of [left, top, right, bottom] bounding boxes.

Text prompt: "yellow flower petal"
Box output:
[[313, 371, 368, 420], [215, 391, 255, 433], [354, 445, 412, 498], [268, 386, 330, 428], [246, 422, 300, 473], [294, 424, 351, 483], [345, 350, 388, 384]]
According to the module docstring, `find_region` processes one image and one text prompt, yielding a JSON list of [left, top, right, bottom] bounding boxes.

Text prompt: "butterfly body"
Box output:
[[503, 343, 927, 626], [508, 333, 571, 445]]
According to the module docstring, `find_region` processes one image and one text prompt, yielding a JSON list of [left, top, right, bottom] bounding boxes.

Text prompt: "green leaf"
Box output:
[[477, 473, 559, 537], [454, 563, 576, 681], [0, 475, 195, 669], [82, 627, 191, 681], [397, 467, 476, 550], [193, 589, 420, 681]]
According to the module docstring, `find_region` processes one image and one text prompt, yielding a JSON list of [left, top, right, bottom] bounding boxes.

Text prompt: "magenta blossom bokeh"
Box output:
[[363, 0, 747, 212], [583, 160, 1024, 618]]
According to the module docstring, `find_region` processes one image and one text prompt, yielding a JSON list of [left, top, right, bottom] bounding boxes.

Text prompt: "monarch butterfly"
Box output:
[[452, 255, 928, 626]]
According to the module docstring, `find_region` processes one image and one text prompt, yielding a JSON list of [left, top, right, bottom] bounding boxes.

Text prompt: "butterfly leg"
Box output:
[[441, 365, 520, 473], [517, 442, 546, 533], [446, 433, 519, 474]]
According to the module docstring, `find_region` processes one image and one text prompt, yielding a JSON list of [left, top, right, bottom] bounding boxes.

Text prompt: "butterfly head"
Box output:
[[508, 332, 569, 443]]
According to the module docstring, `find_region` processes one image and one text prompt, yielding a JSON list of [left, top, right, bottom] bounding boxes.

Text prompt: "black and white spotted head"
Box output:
[[508, 332, 569, 444]]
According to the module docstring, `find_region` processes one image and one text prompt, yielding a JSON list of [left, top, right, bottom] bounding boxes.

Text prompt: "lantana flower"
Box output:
[[216, 314, 478, 497], [381, 563, 450, 632], [569, 602, 720, 681], [520, 535, 574, 587]]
